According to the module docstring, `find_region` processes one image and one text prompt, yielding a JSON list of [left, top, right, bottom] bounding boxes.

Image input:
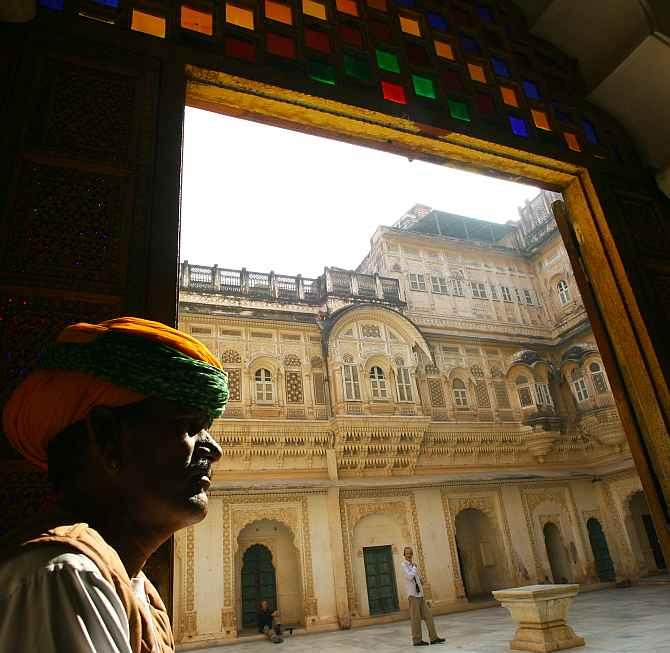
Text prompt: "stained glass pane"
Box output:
[[370, 20, 393, 42], [303, 0, 327, 20], [39, 0, 64, 9], [395, 0, 414, 6], [552, 102, 571, 123], [509, 116, 528, 137], [381, 80, 407, 104], [93, 0, 119, 7], [500, 85, 518, 107], [476, 4, 493, 22], [265, 0, 293, 25], [582, 119, 598, 144], [434, 40, 455, 60], [367, 0, 387, 11], [564, 132, 581, 152], [522, 80, 540, 100], [412, 74, 436, 99], [460, 33, 480, 54], [181, 6, 214, 35], [491, 56, 510, 77], [427, 12, 446, 31], [344, 53, 370, 80], [336, 0, 358, 17], [531, 109, 550, 131], [448, 99, 470, 122], [305, 28, 331, 53], [338, 23, 363, 48], [467, 63, 487, 84], [475, 92, 495, 114], [131, 10, 166, 38], [225, 36, 256, 61], [406, 44, 429, 67], [309, 60, 336, 85], [267, 32, 295, 58], [226, 3, 254, 29], [376, 49, 400, 73], [443, 70, 464, 93], [399, 15, 421, 37]]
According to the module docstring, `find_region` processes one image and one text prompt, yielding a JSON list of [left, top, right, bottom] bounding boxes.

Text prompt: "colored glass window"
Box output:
[[265, 0, 293, 24], [451, 8, 471, 28], [370, 20, 392, 41], [226, 3, 254, 29], [434, 40, 454, 60], [467, 63, 487, 84], [305, 28, 331, 53], [509, 116, 528, 137], [381, 80, 407, 104], [552, 102, 572, 122], [266, 32, 295, 58], [131, 10, 166, 37], [225, 36, 256, 61], [406, 44, 429, 67], [491, 56, 510, 77], [93, 0, 119, 7], [336, 0, 358, 17], [531, 109, 550, 131], [500, 85, 518, 107], [564, 132, 581, 152], [367, 0, 387, 10], [475, 92, 495, 114], [522, 80, 540, 100], [399, 15, 421, 37], [460, 33, 480, 54], [181, 6, 213, 35], [338, 23, 363, 47], [309, 60, 336, 85], [448, 99, 470, 122], [476, 4, 493, 22], [427, 12, 446, 31], [443, 70, 464, 93], [395, 0, 414, 6], [376, 49, 400, 73], [412, 74, 436, 99], [582, 119, 598, 144], [39, 0, 64, 9], [344, 53, 370, 80], [303, 0, 326, 20]]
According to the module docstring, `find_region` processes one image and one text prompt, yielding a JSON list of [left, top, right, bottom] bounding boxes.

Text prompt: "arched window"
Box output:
[[453, 378, 468, 408], [254, 368, 274, 403], [571, 368, 589, 402], [557, 279, 571, 306], [396, 366, 413, 402], [342, 363, 361, 400], [589, 361, 609, 394], [534, 382, 553, 407], [369, 366, 388, 400], [515, 375, 533, 408]]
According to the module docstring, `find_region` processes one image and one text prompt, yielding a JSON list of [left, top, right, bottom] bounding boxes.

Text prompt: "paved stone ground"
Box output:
[[190, 583, 670, 653]]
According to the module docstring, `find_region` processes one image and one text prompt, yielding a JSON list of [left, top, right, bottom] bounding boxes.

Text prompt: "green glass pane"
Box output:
[[344, 54, 370, 81], [375, 49, 400, 73], [412, 74, 436, 99], [448, 98, 470, 122], [308, 61, 336, 85]]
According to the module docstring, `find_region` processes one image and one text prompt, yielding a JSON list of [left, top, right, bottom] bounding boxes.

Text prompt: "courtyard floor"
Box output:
[[187, 581, 670, 653]]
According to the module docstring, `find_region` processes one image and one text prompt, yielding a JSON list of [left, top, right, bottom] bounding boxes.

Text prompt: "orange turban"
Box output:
[[2, 317, 227, 470]]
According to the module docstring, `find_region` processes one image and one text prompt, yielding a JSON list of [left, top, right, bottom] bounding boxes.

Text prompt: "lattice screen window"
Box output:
[[453, 378, 468, 408], [516, 376, 533, 407], [285, 371, 304, 403], [361, 323, 381, 338], [225, 368, 241, 402], [428, 378, 445, 407], [312, 372, 326, 404], [493, 381, 511, 408], [222, 349, 242, 364], [284, 353, 302, 367], [475, 381, 491, 408], [589, 362, 609, 394]]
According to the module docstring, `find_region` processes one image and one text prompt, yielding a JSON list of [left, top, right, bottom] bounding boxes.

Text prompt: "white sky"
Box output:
[[181, 107, 540, 278]]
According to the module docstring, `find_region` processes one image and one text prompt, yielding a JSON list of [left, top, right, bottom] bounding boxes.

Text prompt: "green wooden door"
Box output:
[[642, 515, 668, 570], [586, 518, 616, 582], [241, 544, 277, 628], [363, 545, 399, 615]]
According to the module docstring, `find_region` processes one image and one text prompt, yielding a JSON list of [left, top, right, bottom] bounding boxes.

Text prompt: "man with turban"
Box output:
[[0, 317, 229, 653]]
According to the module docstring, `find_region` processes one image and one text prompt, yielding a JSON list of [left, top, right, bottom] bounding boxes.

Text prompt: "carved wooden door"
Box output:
[[241, 544, 277, 628], [363, 545, 399, 615], [586, 518, 616, 582]]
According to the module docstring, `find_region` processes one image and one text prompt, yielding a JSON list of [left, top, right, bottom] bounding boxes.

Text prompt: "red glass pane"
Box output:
[[266, 32, 296, 58], [338, 23, 363, 48], [406, 43, 429, 67], [443, 69, 465, 93], [381, 80, 407, 104], [369, 19, 392, 42], [304, 27, 331, 53], [475, 92, 495, 114], [225, 36, 256, 61]]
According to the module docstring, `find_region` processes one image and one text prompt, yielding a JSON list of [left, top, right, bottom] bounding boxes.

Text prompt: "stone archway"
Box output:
[[241, 544, 277, 629], [454, 508, 504, 599], [628, 491, 667, 575], [586, 518, 615, 582], [543, 522, 571, 583]]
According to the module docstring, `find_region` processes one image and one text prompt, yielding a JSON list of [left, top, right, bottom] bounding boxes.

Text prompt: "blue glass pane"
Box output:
[[395, 0, 414, 6], [460, 33, 481, 54], [427, 12, 447, 31], [552, 102, 571, 122], [582, 119, 598, 144], [491, 56, 510, 77], [476, 5, 493, 22], [509, 116, 528, 137], [93, 0, 120, 6], [39, 0, 64, 8], [522, 80, 540, 101]]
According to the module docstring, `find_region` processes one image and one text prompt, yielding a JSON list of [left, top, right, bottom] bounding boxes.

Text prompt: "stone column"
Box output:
[[326, 487, 351, 629]]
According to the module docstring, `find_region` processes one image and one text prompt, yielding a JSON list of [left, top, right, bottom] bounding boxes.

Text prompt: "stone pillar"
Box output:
[[326, 487, 351, 629]]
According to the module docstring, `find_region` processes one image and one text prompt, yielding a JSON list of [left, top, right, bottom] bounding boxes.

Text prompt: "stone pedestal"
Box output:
[[492, 585, 585, 652]]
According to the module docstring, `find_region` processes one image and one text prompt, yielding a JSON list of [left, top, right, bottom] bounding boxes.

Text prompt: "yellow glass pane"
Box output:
[[564, 132, 582, 152], [265, 0, 292, 24], [500, 85, 518, 107], [336, 0, 358, 16], [531, 109, 551, 131], [467, 63, 486, 84], [399, 15, 421, 37], [434, 40, 454, 60], [303, 0, 326, 20], [180, 5, 213, 34], [226, 3, 254, 29], [131, 10, 166, 38]]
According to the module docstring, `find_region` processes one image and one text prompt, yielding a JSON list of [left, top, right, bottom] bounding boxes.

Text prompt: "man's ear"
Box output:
[[86, 406, 123, 474]]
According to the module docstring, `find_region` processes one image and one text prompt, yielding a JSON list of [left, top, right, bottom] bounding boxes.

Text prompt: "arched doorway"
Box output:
[[455, 508, 503, 599], [586, 518, 615, 581], [543, 522, 571, 583], [241, 544, 277, 628], [629, 491, 667, 574]]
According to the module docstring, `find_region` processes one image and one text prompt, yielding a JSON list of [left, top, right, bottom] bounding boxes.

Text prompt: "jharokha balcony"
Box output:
[[179, 262, 405, 306]]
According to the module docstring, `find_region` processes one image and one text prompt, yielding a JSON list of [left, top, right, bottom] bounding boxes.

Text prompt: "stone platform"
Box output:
[[184, 583, 670, 653]]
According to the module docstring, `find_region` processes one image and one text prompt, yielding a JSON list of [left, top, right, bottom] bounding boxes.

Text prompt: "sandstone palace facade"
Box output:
[[174, 192, 665, 647]]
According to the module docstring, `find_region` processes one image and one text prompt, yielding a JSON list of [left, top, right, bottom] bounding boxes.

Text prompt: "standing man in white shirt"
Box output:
[[401, 546, 445, 646]]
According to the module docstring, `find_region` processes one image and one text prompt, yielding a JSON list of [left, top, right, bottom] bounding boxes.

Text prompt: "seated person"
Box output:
[[258, 600, 283, 643]]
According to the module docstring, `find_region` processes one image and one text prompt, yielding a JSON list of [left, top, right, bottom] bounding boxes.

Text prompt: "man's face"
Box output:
[[404, 547, 413, 562], [110, 398, 223, 532], [261, 601, 269, 611]]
